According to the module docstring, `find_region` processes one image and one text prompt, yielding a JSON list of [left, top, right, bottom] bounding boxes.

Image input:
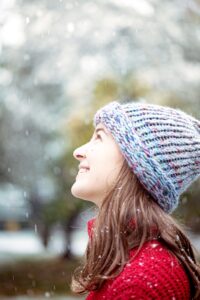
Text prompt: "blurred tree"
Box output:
[[120, 73, 151, 100], [92, 77, 119, 109], [0, 104, 12, 183]]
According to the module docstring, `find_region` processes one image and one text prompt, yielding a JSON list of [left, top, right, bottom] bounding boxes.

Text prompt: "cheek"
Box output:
[[71, 169, 107, 201], [104, 165, 121, 188], [95, 159, 122, 190], [105, 149, 124, 171]]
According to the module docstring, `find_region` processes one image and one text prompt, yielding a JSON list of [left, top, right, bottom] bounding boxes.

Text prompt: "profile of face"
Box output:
[[71, 123, 124, 207]]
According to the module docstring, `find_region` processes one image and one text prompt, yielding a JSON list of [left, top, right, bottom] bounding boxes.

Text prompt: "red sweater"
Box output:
[[85, 218, 190, 300]]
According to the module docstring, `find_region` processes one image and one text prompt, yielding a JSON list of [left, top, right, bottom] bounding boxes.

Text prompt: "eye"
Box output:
[[95, 133, 101, 140], [90, 132, 102, 143]]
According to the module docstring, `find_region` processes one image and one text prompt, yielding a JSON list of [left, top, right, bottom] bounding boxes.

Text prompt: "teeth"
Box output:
[[79, 168, 89, 173]]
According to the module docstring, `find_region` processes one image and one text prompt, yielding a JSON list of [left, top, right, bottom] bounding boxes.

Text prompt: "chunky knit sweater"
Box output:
[[85, 218, 190, 300]]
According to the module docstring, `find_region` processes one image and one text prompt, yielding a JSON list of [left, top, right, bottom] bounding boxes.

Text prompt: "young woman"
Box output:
[[70, 101, 200, 299]]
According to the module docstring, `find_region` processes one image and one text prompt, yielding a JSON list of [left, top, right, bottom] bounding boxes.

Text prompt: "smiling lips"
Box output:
[[79, 168, 89, 173], [77, 164, 90, 175]]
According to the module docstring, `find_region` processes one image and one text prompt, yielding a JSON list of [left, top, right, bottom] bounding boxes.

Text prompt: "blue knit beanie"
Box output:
[[94, 101, 200, 213]]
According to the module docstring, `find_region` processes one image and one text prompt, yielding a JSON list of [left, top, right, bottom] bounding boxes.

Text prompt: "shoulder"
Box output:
[[109, 240, 190, 299], [127, 240, 188, 281]]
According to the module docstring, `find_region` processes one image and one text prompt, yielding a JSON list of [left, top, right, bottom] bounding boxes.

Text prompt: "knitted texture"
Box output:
[[86, 218, 190, 300], [94, 101, 200, 213]]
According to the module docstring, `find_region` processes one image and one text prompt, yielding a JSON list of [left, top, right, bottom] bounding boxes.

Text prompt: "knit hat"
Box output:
[[94, 101, 200, 213]]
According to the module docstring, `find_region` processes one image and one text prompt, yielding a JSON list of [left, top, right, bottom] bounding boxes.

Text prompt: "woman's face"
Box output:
[[71, 123, 124, 207]]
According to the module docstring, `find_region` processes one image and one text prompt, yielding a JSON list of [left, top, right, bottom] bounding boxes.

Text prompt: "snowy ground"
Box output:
[[0, 228, 88, 264], [0, 226, 199, 265]]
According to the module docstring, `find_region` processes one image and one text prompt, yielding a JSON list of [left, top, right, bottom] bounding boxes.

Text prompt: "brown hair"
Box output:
[[71, 160, 200, 299]]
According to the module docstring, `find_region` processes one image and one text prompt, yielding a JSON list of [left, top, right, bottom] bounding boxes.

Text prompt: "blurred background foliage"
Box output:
[[0, 0, 200, 296]]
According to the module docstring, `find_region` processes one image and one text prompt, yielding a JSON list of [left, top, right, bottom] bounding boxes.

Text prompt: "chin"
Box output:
[[71, 183, 81, 198], [71, 182, 89, 200], [71, 183, 99, 205]]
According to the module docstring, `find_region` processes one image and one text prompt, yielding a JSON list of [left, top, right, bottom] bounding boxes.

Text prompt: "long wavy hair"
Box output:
[[71, 160, 200, 299]]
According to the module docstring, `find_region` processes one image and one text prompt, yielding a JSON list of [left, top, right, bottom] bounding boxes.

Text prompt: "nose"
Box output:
[[73, 143, 88, 160]]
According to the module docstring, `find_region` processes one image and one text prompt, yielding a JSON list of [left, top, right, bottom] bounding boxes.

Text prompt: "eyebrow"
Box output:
[[95, 127, 108, 135]]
